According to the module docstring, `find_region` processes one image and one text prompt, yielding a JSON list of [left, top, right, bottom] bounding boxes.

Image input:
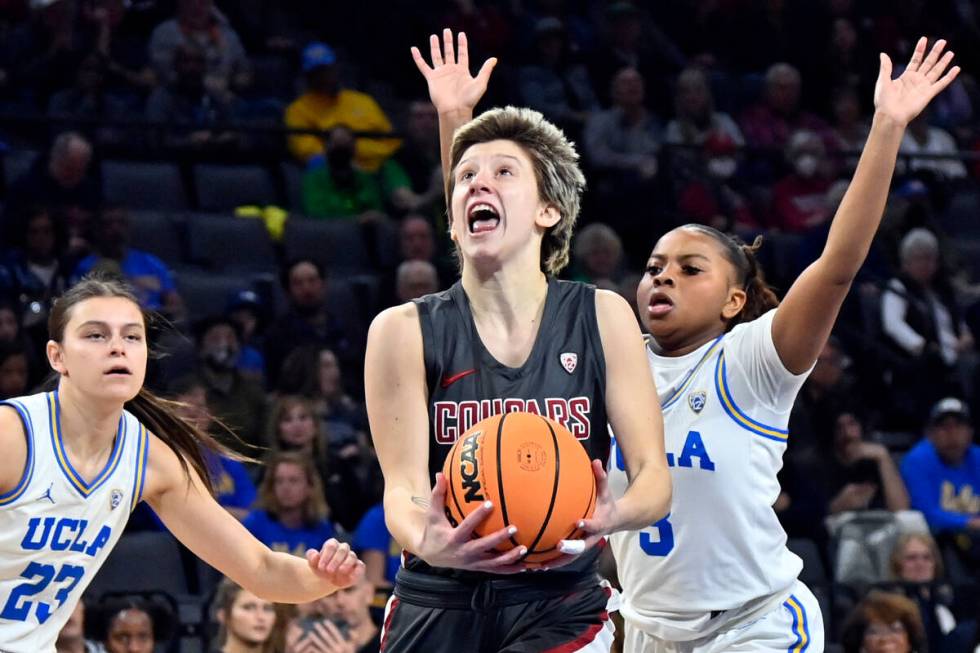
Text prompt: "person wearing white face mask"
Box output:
[[770, 129, 835, 233], [677, 131, 758, 233]]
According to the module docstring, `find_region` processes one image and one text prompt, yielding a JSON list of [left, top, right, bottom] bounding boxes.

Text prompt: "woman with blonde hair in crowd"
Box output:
[[244, 452, 336, 557], [212, 577, 294, 653]]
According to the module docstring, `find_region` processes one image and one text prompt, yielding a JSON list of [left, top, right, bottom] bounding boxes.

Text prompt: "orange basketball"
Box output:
[[442, 411, 596, 566]]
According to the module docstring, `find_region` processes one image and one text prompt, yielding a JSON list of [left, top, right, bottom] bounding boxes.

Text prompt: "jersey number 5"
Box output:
[[1, 562, 85, 623]]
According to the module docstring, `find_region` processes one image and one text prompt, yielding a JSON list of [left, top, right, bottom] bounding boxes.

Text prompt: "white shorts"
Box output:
[[623, 581, 824, 653]]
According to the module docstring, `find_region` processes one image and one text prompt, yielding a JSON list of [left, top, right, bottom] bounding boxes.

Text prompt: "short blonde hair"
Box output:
[[888, 532, 944, 580], [446, 106, 586, 276]]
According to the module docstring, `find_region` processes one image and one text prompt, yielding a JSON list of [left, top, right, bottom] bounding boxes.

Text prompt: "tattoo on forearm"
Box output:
[[412, 496, 431, 509]]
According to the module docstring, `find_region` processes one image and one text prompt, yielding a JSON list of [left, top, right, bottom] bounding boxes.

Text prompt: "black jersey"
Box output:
[[408, 277, 610, 580]]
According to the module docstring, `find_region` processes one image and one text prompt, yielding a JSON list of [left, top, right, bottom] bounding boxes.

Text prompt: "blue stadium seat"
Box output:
[[184, 212, 277, 273], [193, 164, 277, 212], [102, 160, 189, 211], [175, 268, 256, 321]]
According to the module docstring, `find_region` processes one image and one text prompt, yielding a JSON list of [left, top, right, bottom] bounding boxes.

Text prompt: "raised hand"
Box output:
[[306, 539, 365, 591], [874, 37, 960, 126], [411, 29, 497, 116], [415, 472, 527, 573]]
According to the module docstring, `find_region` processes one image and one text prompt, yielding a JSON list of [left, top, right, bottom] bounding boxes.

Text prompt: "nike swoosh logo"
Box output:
[[441, 368, 477, 388]]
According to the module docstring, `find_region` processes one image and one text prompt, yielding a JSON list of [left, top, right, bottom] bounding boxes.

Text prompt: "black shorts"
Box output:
[[379, 568, 612, 652]]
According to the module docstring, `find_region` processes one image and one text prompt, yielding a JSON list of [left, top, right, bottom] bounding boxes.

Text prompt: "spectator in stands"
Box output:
[[309, 573, 379, 653], [571, 223, 624, 284], [80, 0, 156, 95], [517, 17, 598, 136], [881, 229, 970, 423], [225, 288, 267, 385], [391, 101, 444, 216], [93, 596, 172, 653], [901, 397, 980, 568], [788, 337, 860, 453], [264, 259, 359, 390], [0, 340, 30, 400], [823, 409, 909, 515], [212, 577, 291, 653], [769, 129, 834, 233], [675, 131, 758, 234], [664, 66, 744, 149], [244, 451, 336, 557], [285, 41, 400, 172], [194, 315, 267, 454], [171, 374, 256, 520], [885, 533, 961, 653], [583, 66, 663, 264], [56, 600, 100, 653], [395, 260, 439, 303], [588, 1, 685, 117], [379, 216, 455, 308], [840, 590, 927, 653], [47, 51, 129, 141], [145, 42, 240, 150], [148, 0, 251, 102], [899, 112, 968, 180], [268, 392, 376, 533], [0, 206, 70, 355], [301, 125, 411, 219], [4, 132, 101, 256], [5, 0, 88, 106], [72, 205, 185, 318], [828, 85, 870, 174], [353, 503, 397, 590], [740, 62, 831, 153]]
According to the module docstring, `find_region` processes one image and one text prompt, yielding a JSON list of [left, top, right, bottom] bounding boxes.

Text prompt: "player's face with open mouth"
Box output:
[[637, 229, 742, 348], [450, 139, 558, 270]]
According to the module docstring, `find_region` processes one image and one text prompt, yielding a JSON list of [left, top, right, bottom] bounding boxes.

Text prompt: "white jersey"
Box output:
[[609, 311, 810, 641], [0, 391, 149, 653]]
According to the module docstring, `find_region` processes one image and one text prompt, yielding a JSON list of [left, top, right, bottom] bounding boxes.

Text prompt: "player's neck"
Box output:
[[650, 325, 726, 358], [461, 265, 548, 331], [57, 382, 124, 460]]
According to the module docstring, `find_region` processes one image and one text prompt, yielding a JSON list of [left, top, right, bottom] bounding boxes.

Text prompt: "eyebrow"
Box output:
[[649, 253, 712, 263], [75, 320, 145, 330], [457, 154, 524, 168]]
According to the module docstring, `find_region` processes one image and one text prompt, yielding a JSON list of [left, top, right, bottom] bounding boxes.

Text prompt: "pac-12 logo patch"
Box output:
[[560, 352, 578, 374], [688, 391, 707, 413], [110, 489, 124, 510]]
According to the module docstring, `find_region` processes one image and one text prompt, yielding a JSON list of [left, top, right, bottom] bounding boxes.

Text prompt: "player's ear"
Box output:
[[536, 204, 561, 229], [46, 340, 67, 376], [721, 288, 746, 320]]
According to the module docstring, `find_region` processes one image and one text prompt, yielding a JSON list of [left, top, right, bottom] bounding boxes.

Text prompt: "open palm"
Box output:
[[411, 29, 497, 115], [874, 37, 960, 126]]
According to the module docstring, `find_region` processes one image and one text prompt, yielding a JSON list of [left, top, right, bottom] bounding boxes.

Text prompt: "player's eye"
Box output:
[[86, 332, 106, 340], [645, 265, 662, 276], [497, 166, 513, 176], [682, 266, 702, 275], [458, 170, 475, 182]]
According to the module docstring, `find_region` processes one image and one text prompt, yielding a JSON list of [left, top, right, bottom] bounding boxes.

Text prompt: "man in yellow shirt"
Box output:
[[286, 42, 401, 172]]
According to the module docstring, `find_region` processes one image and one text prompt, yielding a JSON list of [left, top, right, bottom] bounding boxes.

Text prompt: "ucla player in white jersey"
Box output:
[[606, 37, 960, 652], [0, 274, 364, 653]]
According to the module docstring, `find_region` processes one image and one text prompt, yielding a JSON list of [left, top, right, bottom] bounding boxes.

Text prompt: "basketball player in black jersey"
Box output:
[[364, 30, 671, 652]]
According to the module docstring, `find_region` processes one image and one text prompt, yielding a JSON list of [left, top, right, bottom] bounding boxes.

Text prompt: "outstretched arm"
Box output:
[[144, 435, 363, 603], [411, 29, 497, 180], [773, 37, 959, 373]]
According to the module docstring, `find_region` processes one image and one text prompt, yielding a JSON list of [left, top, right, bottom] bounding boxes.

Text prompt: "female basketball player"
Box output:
[[364, 29, 671, 652], [605, 38, 959, 651], [0, 275, 363, 653]]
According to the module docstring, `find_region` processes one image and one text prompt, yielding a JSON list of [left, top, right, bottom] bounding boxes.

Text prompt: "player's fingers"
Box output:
[[878, 53, 893, 83], [336, 550, 361, 579], [410, 47, 433, 76], [443, 28, 456, 65], [934, 66, 962, 93], [305, 548, 320, 568], [465, 523, 518, 552], [457, 31, 469, 67], [429, 33, 444, 67], [450, 499, 494, 539], [323, 542, 351, 573], [474, 57, 497, 87], [907, 36, 928, 71], [919, 38, 947, 76], [316, 539, 341, 568], [427, 473, 448, 518], [926, 51, 955, 83], [474, 545, 529, 572]]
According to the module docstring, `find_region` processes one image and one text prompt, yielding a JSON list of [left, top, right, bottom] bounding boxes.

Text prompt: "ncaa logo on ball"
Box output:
[[516, 442, 547, 472], [688, 391, 707, 413], [459, 432, 484, 502]]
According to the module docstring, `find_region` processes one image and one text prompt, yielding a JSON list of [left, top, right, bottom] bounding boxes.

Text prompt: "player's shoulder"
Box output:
[[0, 401, 30, 496], [368, 301, 422, 337]]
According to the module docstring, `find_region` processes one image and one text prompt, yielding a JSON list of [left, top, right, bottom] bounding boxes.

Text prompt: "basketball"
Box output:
[[442, 412, 597, 566]]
